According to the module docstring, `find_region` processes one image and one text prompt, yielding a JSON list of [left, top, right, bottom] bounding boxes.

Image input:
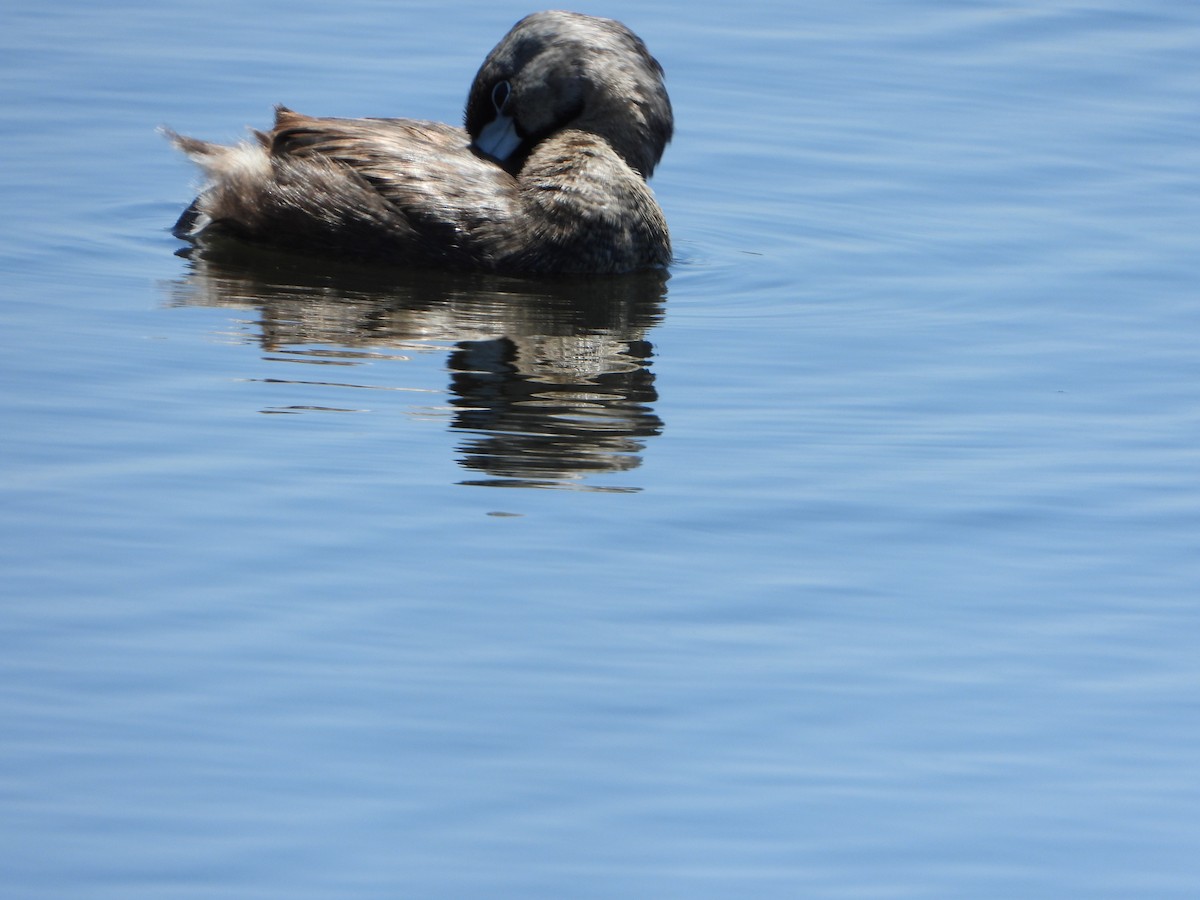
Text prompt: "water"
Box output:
[[3, 0, 1200, 896]]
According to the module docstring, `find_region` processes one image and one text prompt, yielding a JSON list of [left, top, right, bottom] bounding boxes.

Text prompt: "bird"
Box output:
[[166, 11, 673, 275]]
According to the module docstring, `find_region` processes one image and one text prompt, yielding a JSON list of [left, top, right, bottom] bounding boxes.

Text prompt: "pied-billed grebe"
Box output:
[[166, 11, 673, 275]]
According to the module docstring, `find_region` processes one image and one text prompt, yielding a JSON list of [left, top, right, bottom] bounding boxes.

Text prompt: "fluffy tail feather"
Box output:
[[162, 127, 220, 238], [161, 127, 218, 158], [161, 126, 272, 239]]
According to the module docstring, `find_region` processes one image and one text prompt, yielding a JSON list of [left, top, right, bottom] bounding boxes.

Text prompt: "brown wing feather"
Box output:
[[268, 107, 515, 217]]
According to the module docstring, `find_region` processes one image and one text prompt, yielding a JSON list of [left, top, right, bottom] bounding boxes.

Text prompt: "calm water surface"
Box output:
[[3, 0, 1199, 896]]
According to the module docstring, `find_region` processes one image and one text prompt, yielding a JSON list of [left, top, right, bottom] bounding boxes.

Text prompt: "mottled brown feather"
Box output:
[[167, 12, 672, 275]]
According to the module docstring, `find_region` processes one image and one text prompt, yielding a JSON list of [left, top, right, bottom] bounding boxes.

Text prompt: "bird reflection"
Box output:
[[165, 243, 667, 491]]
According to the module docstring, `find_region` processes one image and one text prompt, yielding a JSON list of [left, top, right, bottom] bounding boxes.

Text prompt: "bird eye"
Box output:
[[491, 80, 512, 114]]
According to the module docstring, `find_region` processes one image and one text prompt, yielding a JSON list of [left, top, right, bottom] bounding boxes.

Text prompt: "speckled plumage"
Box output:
[[166, 11, 673, 275]]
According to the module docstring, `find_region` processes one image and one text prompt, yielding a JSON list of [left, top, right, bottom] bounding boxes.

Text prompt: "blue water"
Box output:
[[3, 0, 1200, 896]]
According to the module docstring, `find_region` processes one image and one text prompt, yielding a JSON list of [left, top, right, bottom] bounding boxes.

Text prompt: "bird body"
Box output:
[[168, 12, 673, 275]]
